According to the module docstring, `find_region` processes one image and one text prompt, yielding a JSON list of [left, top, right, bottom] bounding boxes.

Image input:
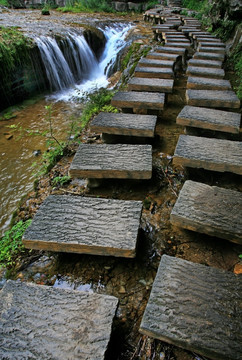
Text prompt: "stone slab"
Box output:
[[198, 41, 225, 47], [176, 105, 241, 134], [128, 77, 174, 93], [173, 134, 242, 175], [134, 66, 174, 79], [170, 180, 242, 244], [138, 58, 175, 69], [69, 143, 153, 179], [192, 33, 218, 38], [187, 77, 231, 90], [140, 254, 242, 359], [156, 46, 187, 55], [90, 112, 157, 137], [198, 46, 226, 54], [165, 38, 190, 44], [186, 66, 225, 79], [188, 58, 223, 68], [23, 195, 143, 257], [194, 51, 225, 61], [0, 280, 118, 360], [186, 89, 240, 109], [146, 52, 181, 62], [111, 91, 165, 111], [165, 42, 191, 49], [195, 37, 222, 42]]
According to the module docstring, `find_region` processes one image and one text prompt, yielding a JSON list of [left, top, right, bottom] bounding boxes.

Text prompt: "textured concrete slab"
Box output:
[[23, 195, 143, 257], [188, 58, 223, 68], [170, 180, 242, 244], [140, 254, 242, 359], [198, 46, 226, 54], [111, 91, 165, 111], [194, 51, 225, 61], [173, 134, 242, 175], [177, 105, 241, 134], [138, 58, 175, 69], [187, 77, 231, 90], [186, 66, 225, 79], [69, 143, 153, 179], [0, 280, 118, 360], [134, 66, 174, 79], [90, 112, 157, 137], [186, 89, 240, 109], [128, 77, 174, 93]]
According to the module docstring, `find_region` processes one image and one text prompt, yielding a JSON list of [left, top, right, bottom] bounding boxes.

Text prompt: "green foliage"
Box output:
[[101, 104, 119, 113], [228, 43, 242, 100], [0, 110, 16, 121], [57, 0, 115, 13], [213, 19, 237, 42], [52, 175, 71, 187], [0, 220, 32, 267], [0, 0, 9, 6]]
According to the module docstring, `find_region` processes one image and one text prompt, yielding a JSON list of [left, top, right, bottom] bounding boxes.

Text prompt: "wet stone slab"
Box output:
[[198, 46, 226, 54], [194, 51, 225, 61], [0, 280, 118, 360], [111, 91, 165, 111], [134, 66, 174, 79], [187, 77, 231, 90], [138, 58, 175, 69], [188, 58, 223, 68], [23, 195, 143, 257], [128, 77, 174, 93], [186, 66, 225, 78], [90, 112, 157, 137], [186, 89, 240, 109], [69, 143, 153, 179], [146, 52, 181, 62], [173, 134, 242, 175], [198, 41, 225, 47], [170, 180, 242, 244], [176, 105, 241, 134], [139, 254, 242, 360]]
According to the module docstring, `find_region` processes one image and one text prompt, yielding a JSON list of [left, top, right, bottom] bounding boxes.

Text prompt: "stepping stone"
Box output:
[[165, 38, 190, 44], [198, 41, 225, 47], [195, 37, 222, 43], [186, 89, 240, 109], [173, 134, 242, 175], [186, 66, 225, 79], [165, 42, 191, 49], [140, 254, 242, 360], [147, 52, 181, 62], [198, 46, 226, 54], [0, 281, 118, 360], [187, 77, 231, 90], [23, 195, 143, 257], [194, 51, 225, 61], [69, 143, 152, 179], [111, 91, 165, 112], [90, 112, 157, 137], [134, 66, 174, 79], [188, 58, 223, 68], [156, 46, 188, 64], [128, 77, 174, 93], [177, 105, 241, 134], [171, 180, 242, 244], [138, 58, 175, 70]]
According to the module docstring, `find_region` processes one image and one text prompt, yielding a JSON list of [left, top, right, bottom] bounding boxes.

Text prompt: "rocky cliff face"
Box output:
[[209, 0, 242, 25]]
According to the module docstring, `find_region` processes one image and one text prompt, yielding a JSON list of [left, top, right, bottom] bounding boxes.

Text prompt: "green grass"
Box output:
[[0, 219, 32, 267], [57, 0, 115, 13], [228, 43, 242, 100]]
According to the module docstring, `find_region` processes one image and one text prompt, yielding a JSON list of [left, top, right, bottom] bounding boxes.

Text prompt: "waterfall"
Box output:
[[35, 23, 132, 101]]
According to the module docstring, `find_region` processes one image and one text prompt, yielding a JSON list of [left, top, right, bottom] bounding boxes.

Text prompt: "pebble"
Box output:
[[119, 285, 126, 294], [234, 263, 242, 274]]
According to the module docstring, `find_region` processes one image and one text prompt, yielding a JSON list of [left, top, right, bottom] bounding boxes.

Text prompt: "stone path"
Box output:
[[0, 280, 118, 360], [187, 77, 231, 90], [128, 77, 174, 93], [139, 255, 242, 360], [111, 90, 165, 112], [186, 89, 240, 108]]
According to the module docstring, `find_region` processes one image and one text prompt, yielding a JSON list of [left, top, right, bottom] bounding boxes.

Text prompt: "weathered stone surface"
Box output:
[[187, 77, 231, 90], [156, 46, 187, 55], [140, 254, 242, 359], [194, 51, 225, 61], [111, 91, 165, 111], [170, 180, 242, 243], [134, 66, 174, 79], [198, 41, 225, 47], [23, 195, 143, 257], [188, 58, 223, 68], [146, 52, 181, 62], [138, 58, 175, 69], [177, 105, 241, 133], [186, 89, 240, 108], [165, 42, 191, 49], [186, 66, 225, 78], [165, 38, 190, 44], [173, 134, 242, 175], [90, 112, 157, 137], [128, 77, 174, 93], [195, 36, 222, 43], [198, 46, 226, 54], [69, 143, 153, 179], [0, 280, 118, 360]]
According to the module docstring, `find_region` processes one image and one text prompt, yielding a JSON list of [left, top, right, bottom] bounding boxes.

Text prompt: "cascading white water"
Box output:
[[36, 23, 132, 101]]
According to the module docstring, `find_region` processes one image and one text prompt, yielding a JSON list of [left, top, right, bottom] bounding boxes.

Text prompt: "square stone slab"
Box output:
[[0, 280, 118, 360], [90, 112, 157, 137], [186, 66, 225, 79], [140, 254, 242, 360], [176, 105, 241, 134], [134, 66, 174, 79], [198, 46, 226, 54], [69, 143, 153, 179], [23, 195, 143, 257], [188, 58, 223, 68], [146, 52, 182, 62], [187, 77, 231, 90], [173, 134, 242, 175], [186, 89, 240, 109], [128, 77, 174, 93], [194, 51, 225, 61], [170, 180, 242, 244], [111, 91, 165, 111], [138, 58, 175, 69], [198, 41, 225, 47]]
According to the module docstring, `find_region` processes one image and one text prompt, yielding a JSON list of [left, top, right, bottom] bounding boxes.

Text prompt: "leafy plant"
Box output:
[[227, 43, 242, 100], [0, 219, 32, 267], [52, 175, 71, 187]]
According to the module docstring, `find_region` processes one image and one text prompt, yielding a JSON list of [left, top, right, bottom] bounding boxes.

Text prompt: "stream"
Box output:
[[0, 12, 132, 236]]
